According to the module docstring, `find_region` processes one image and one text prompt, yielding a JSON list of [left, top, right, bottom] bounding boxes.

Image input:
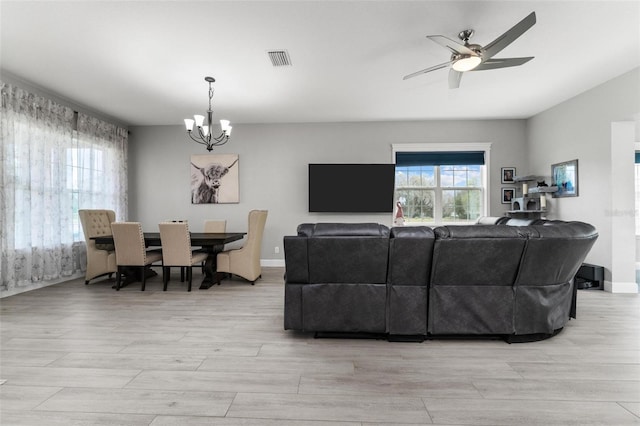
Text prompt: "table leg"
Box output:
[[199, 244, 227, 290], [200, 254, 216, 289]]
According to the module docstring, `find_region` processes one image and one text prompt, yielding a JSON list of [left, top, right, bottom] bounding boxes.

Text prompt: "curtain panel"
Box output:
[[0, 81, 127, 296]]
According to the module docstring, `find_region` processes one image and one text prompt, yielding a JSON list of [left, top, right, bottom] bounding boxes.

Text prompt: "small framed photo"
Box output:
[[502, 187, 516, 204], [552, 159, 578, 198], [501, 167, 516, 184]]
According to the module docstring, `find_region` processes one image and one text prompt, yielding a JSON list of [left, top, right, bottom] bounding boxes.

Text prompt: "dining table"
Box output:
[[92, 232, 246, 289]]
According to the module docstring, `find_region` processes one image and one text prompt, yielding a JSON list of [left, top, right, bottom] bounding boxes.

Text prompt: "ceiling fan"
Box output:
[[403, 11, 536, 89]]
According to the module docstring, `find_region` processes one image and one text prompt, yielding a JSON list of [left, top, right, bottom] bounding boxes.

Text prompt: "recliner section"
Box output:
[[388, 226, 434, 336], [284, 223, 390, 333], [284, 219, 598, 341]]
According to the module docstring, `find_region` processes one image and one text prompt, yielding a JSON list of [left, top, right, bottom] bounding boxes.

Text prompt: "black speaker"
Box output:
[[575, 263, 604, 290]]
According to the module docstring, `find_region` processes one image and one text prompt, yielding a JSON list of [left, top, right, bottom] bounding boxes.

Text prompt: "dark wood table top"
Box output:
[[92, 232, 246, 247]]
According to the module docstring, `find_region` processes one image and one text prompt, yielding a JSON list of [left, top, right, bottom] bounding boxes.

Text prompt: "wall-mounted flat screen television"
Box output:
[[308, 163, 395, 213]]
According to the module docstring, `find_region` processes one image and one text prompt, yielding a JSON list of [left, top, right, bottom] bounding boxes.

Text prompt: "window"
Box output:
[[392, 144, 490, 225], [1, 81, 127, 293], [67, 145, 107, 242]]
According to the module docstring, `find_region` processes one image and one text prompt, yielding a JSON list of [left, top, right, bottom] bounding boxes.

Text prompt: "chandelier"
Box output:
[[184, 76, 232, 152]]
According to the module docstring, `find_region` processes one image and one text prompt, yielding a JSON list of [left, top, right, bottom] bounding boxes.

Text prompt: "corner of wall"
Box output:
[[604, 281, 639, 293]]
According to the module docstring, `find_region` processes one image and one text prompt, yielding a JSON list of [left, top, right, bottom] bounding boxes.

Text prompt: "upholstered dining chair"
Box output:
[[204, 220, 226, 233], [158, 222, 209, 292], [78, 209, 117, 285], [216, 210, 268, 284], [111, 222, 163, 291]]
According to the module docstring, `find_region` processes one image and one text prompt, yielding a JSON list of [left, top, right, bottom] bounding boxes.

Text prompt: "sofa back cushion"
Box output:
[[431, 225, 528, 286], [286, 223, 390, 284], [515, 221, 598, 286], [308, 224, 390, 284]]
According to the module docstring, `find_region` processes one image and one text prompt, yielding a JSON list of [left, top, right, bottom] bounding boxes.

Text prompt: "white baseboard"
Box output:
[[604, 281, 639, 293], [261, 259, 285, 268]]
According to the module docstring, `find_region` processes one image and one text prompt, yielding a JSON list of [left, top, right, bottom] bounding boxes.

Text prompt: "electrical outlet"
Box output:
[[274, 246, 280, 254]]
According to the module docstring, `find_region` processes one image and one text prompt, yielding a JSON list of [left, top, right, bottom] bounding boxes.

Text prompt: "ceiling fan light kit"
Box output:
[[451, 55, 482, 72], [184, 76, 232, 152], [404, 11, 537, 89]]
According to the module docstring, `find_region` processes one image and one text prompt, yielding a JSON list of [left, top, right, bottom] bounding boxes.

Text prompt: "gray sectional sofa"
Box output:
[[283, 218, 598, 342]]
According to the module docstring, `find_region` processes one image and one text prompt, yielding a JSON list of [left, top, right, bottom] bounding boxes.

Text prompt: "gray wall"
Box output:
[[526, 67, 640, 292], [129, 120, 527, 263]]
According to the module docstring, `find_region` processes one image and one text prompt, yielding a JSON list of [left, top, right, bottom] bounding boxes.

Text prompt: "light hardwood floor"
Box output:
[[1, 267, 639, 425]]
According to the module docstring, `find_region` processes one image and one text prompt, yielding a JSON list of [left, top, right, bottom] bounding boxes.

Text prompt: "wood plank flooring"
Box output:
[[1, 267, 639, 425]]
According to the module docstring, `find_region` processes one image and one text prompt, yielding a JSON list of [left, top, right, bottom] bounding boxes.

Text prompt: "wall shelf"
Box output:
[[508, 175, 557, 216]]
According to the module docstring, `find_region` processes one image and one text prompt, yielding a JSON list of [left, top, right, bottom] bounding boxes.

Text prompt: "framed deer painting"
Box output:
[[190, 154, 239, 204]]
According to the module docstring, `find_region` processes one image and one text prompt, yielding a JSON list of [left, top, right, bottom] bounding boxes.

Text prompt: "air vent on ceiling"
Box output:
[[268, 50, 292, 67]]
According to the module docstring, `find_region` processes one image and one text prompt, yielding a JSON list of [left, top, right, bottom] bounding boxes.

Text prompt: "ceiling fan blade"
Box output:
[[472, 56, 534, 71], [482, 12, 536, 60], [427, 35, 476, 55], [403, 60, 452, 80], [448, 69, 462, 89]]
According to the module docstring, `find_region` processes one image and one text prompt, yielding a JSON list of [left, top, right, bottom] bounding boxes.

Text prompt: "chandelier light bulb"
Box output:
[[194, 115, 205, 128], [184, 118, 194, 131]]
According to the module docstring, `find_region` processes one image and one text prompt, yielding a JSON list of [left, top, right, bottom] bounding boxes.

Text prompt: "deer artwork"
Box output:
[[191, 158, 239, 204]]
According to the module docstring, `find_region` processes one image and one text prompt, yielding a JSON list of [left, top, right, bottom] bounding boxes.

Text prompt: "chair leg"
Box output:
[[85, 280, 90, 285], [141, 267, 146, 291], [180, 267, 185, 282], [187, 267, 192, 292], [163, 266, 169, 291], [115, 267, 122, 291]]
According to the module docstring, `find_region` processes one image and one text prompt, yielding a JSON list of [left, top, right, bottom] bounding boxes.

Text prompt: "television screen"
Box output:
[[308, 163, 395, 213]]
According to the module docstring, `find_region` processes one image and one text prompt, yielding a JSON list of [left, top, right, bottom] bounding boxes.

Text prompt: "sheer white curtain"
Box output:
[[0, 81, 127, 295], [75, 113, 128, 227]]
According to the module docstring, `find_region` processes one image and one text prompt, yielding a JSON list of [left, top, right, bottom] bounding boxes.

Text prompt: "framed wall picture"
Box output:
[[551, 159, 578, 198], [501, 167, 516, 184], [502, 187, 516, 204], [190, 154, 240, 204]]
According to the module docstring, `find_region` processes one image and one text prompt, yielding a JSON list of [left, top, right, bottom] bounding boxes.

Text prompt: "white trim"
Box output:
[[392, 142, 493, 152], [391, 142, 492, 221], [262, 259, 285, 267], [604, 280, 639, 293]]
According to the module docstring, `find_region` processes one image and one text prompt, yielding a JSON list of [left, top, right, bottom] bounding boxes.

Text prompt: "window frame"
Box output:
[[636, 162, 640, 235], [391, 143, 491, 226]]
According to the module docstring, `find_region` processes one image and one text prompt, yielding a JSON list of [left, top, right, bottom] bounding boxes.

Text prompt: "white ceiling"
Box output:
[[2, 1, 639, 126]]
